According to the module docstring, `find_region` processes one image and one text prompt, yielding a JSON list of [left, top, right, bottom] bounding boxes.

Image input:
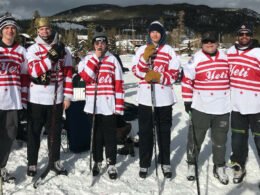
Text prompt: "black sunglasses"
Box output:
[[202, 39, 217, 44], [237, 32, 253, 37], [94, 40, 106, 45]]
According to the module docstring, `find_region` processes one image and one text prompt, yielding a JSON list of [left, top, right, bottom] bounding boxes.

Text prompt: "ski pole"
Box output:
[[189, 112, 201, 195]]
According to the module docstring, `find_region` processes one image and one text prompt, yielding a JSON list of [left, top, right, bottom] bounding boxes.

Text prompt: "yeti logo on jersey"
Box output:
[[188, 57, 194, 65], [0, 62, 20, 75]]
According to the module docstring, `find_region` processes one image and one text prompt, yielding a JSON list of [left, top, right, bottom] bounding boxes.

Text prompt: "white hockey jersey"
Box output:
[[132, 44, 180, 107], [227, 45, 260, 114], [182, 49, 231, 115], [0, 43, 28, 110], [26, 34, 73, 105], [78, 51, 124, 115]]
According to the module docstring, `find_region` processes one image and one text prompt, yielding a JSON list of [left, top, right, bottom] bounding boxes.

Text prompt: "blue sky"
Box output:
[[1, 0, 260, 19]]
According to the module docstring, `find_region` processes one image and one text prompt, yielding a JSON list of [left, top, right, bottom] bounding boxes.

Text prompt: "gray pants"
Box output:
[[0, 110, 18, 168], [187, 109, 229, 166]]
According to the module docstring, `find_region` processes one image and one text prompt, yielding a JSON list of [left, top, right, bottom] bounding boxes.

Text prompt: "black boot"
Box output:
[[231, 162, 246, 184], [213, 165, 229, 185], [27, 165, 37, 177], [139, 167, 148, 178], [161, 165, 172, 179], [92, 162, 102, 176], [1, 168, 16, 183], [50, 161, 68, 176], [107, 165, 117, 180]]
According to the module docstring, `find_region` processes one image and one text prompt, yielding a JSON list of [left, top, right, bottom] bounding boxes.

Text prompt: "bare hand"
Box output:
[[63, 100, 71, 110]]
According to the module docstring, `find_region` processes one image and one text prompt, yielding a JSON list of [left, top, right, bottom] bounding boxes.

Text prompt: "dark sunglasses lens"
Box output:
[[238, 32, 252, 37], [94, 40, 105, 45], [202, 39, 216, 44]]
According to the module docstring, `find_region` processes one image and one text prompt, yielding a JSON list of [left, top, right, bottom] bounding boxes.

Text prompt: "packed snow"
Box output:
[[3, 54, 260, 195]]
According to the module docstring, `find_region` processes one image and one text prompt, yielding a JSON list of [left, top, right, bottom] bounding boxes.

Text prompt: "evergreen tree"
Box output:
[[85, 23, 95, 53], [27, 10, 41, 39], [107, 28, 117, 54]]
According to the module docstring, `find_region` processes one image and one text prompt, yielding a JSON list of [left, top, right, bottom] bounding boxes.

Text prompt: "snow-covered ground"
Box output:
[[3, 54, 260, 195]]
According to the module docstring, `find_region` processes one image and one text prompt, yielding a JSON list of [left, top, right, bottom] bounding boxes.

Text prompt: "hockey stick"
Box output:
[[189, 113, 201, 195], [0, 168, 3, 195], [89, 64, 100, 173], [33, 47, 63, 189], [148, 54, 160, 191]]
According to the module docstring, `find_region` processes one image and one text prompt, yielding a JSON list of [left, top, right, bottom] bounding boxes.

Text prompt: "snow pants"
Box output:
[[0, 110, 18, 168], [138, 104, 172, 168], [187, 109, 229, 166], [27, 102, 63, 166], [88, 114, 117, 165], [230, 111, 260, 166]]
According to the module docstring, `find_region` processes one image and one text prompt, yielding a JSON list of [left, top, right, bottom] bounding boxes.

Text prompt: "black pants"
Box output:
[[230, 111, 260, 166], [0, 110, 18, 168], [138, 104, 172, 168], [88, 114, 117, 165], [27, 102, 63, 166], [187, 109, 229, 166]]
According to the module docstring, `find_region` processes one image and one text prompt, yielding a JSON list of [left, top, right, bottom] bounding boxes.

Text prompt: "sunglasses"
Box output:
[[237, 32, 253, 37], [202, 39, 217, 44], [94, 40, 106, 45]]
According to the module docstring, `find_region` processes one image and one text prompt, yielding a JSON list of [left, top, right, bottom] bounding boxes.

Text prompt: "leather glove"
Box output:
[[144, 70, 161, 83], [143, 45, 156, 62], [184, 102, 192, 114], [47, 43, 66, 63]]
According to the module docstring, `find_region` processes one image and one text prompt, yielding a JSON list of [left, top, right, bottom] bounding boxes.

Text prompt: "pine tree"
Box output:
[[107, 28, 117, 54], [85, 23, 96, 53], [171, 10, 187, 54], [27, 10, 41, 39]]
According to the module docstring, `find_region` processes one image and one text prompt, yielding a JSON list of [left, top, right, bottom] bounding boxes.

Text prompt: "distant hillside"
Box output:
[[18, 3, 260, 35]]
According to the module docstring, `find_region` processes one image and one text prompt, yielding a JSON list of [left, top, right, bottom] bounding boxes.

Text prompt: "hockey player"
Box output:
[[132, 21, 180, 178], [227, 23, 260, 184], [26, 17, 73, 177], [182, 32, 231, 185], [78, 26, 124, 180], [0, 13, 28, 183]]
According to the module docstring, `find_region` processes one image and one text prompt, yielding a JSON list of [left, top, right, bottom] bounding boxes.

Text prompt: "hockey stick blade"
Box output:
[[33, 167, 51, 189]]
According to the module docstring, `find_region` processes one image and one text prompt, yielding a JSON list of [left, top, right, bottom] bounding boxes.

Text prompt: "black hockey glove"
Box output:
[[184, 102, 192, 114], [47, 43, 66, 63]]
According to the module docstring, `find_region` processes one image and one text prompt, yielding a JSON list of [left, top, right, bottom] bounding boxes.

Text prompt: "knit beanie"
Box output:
[[147, 21, 166, 46], [148, 21, 165, 36], [0, 13, 19, 34], [92, 26, 107, 44]]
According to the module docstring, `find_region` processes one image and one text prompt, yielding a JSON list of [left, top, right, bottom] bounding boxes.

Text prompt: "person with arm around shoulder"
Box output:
[[182, 32, 231, 185], [227, 23, 260, 184]]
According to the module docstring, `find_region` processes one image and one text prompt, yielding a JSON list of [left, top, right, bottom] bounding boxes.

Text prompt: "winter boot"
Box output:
[[161, 165, 172, 178], [51, 160, 68, 176], [27, 165, 37, 177], [92, 162, 102, 176], [107, 165, 117, 180], [187, 164, 195, 181], [139, 167, 148, 179], [231, 162, 246, 184], [213, 165, 229, 185], [0, 168, 16, 183]]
